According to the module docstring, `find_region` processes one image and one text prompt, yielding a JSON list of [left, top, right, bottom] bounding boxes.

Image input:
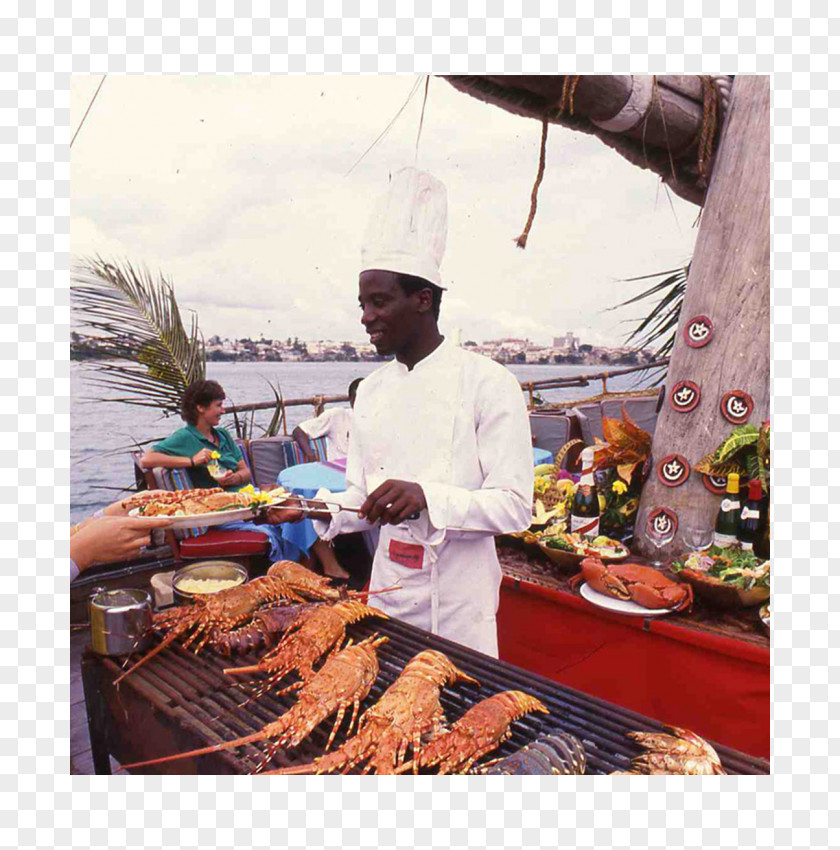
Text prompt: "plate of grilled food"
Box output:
[[124, 486, 290, 529]]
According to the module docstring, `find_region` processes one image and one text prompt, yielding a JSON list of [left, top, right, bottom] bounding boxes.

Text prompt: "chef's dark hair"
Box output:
[[181, 379, 225, 425], [396, 273, 443, 321]]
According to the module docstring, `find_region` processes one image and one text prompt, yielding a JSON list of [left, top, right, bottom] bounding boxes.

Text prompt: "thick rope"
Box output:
[[696, 75, 719, 188], [514, 119, 549, 249], [513, 75, 580, 249], [568, 75, 582, 115]]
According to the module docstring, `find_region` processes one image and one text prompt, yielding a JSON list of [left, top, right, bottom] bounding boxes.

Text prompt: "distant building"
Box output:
[[552, 332, 579, 351]]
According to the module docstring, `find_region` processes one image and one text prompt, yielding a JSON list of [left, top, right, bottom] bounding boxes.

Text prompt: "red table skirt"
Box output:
[[497, 576, 770, 759]]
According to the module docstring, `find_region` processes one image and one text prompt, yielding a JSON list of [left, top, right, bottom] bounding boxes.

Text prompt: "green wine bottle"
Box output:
[[713, 473, 741, 548]]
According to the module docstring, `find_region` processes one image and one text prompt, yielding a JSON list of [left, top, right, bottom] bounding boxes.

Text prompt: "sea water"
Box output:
[[71, 359, 658, 523]]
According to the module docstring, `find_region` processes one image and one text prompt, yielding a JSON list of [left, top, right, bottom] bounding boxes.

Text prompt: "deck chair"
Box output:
[[600, 398, 659, 437], [529, 413, 573, 460], [234, 437, 253, 475], [249, 434, 330, 491], [571, 403, 605, 446], [131, 453, 270, 563]]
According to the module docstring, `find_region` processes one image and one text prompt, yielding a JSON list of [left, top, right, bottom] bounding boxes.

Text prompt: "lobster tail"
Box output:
[[333, 600, 389, 624], [501, 690, 550, 719], [413, 690, 549, 775], [407, 650, 480, 687]]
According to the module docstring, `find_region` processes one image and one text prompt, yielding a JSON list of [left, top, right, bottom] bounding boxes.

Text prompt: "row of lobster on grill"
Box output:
[[118, 561, 574, 775], [118, 560, 723, 775]]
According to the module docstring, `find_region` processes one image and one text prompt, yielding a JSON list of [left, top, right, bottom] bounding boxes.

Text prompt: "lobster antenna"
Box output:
[[122, 729, 266, 771], [113, 620, 192, 685]]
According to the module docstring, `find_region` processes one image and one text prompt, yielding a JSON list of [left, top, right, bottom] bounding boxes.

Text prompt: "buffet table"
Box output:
[[496, 542, 770, 759]]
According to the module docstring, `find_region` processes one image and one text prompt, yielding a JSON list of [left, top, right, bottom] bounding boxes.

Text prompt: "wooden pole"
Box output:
[[444, 75, 728, 205], [634, 76, 770, 560]]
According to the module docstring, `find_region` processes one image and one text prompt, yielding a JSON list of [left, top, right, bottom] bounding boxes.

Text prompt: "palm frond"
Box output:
[[262, 377, 285, 438], [612, 264, 690, 360], [71, 257, 206, 415]]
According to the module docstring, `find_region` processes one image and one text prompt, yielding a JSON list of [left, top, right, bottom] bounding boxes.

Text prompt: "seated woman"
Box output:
[[140, 379, 303, 564], [141, 379, 250, 490]]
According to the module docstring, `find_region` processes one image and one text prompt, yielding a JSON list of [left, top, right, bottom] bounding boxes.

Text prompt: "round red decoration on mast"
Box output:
[[720, 390, 754, 424], [669, 381, 701, 413], [683, 315, 714, 348], [702, 474, 729, 495], [657, 454, 691, 487]]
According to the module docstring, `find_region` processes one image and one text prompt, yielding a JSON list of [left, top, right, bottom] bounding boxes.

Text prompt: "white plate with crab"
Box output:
[[579, 582, 675, 617]]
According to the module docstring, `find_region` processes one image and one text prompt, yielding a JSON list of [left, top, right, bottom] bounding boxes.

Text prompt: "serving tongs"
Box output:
[[268, 496, 497, 533], [277, 496, 421, 522]]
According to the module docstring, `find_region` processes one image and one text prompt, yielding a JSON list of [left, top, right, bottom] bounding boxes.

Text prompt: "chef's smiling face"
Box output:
[[359, 270, 425, 356]]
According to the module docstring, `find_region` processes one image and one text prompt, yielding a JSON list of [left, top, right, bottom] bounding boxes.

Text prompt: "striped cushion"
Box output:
[[281, 435, 329, 467], [169, 468, 206, 539]]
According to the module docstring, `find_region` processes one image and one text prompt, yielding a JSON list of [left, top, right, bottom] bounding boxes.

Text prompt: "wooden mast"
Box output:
[[634, 76, 770, 558]]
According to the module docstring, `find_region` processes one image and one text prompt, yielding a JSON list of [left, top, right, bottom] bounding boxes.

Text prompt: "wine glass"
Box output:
[[644, 511, 676, 568], [681, 525, 714, 553]]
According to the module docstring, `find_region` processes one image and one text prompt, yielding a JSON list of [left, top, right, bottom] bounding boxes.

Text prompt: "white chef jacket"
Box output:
[[312, 337, 533, 657], [299, 407, 353, 460]]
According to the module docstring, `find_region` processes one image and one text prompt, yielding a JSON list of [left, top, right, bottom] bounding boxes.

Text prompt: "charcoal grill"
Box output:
[[81, 614, 770, 775]]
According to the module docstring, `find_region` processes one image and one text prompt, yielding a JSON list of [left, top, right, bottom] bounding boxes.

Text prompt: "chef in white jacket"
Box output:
[[271, 168, 533, 656]]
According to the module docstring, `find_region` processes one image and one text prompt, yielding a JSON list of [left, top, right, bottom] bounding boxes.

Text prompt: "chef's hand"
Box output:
[[192, 448, 214, 466], [70, 515, 174, 571], [360, 480, 426, 526]]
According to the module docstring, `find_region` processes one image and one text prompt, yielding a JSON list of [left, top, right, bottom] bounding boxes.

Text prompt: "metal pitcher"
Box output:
[[89, 588, 153, 656]]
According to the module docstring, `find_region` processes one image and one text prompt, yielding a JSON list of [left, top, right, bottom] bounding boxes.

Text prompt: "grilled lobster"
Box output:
[[571, 557, 693, 612], [116, 561, 375, 682], [615, 725, 726, 775], [122, 634, 387, 773], [266, 560, 355, 602], [409, 690, 549, 775], [260, 650, 480, 775], [223, 600, 388, 699], [114, 571, 306, 684], [480, 733, 586, 775], [212, 603, 318, 657]]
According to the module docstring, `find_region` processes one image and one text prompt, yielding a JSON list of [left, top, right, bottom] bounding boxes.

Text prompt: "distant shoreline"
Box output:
[[70, 345, 655, 368]]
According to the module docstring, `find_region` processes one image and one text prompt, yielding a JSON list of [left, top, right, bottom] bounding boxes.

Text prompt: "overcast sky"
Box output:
[[70, 75, 698, 348]]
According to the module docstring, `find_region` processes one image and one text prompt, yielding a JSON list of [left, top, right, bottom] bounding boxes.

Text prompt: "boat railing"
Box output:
[[223, 359, 668, 432]]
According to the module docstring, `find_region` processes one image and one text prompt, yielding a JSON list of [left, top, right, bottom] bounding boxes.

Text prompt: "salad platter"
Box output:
[[672, 546, 770, 610], [538, 532, 629, 572], [126, 485, 290, 530]]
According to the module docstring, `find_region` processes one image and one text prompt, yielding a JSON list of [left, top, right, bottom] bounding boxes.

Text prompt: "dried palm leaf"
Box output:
[[612, 264, 690, 361], [71, 257, 205, 415]]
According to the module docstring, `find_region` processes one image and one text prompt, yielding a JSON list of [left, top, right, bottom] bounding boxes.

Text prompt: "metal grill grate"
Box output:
[[123, 615, 769, 775]]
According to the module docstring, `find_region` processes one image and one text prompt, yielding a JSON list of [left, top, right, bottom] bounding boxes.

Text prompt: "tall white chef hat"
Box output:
[[361, 167, 448, 288]]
